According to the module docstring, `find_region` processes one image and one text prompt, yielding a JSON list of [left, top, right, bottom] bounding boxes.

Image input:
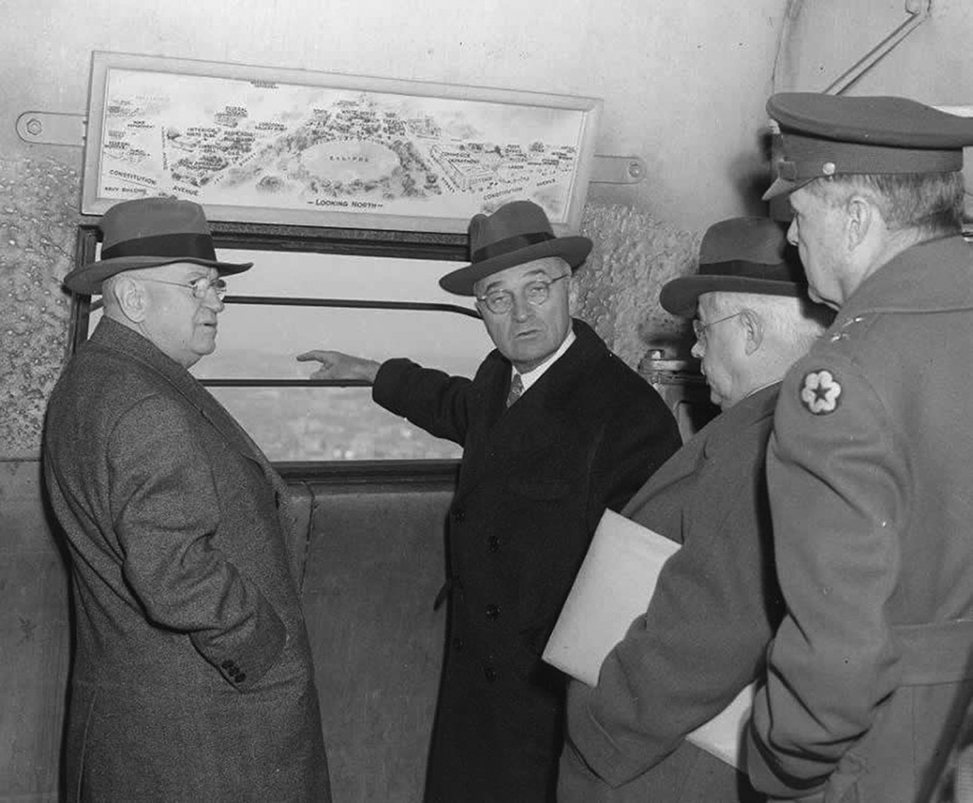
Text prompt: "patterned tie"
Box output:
[[505, 373, 524, 408]]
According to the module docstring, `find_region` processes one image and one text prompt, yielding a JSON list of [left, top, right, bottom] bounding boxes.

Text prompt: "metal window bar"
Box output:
[[203, 295, 481, 388], [70, 221, 479, 389]]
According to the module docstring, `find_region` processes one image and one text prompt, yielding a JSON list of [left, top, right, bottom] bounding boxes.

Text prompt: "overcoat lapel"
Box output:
[[621, 384, 779, 518], [90, 320, 284, 496], [453, 321, 603, 502]]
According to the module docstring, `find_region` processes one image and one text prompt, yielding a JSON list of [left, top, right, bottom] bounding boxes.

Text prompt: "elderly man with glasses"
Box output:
[[299, 199, 681, 803], [558, 216, 832, 803], [43, 197, 332, 802]]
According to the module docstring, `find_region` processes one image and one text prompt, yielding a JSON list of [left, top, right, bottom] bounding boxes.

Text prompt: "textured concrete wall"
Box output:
[[0, 157, 79, 460], [576, 202, 699, 367]]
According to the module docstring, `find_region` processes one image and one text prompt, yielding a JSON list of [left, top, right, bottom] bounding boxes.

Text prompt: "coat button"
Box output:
[[451, 508, 465, 522], [235, 672, 247, 683], [488, 536, 500, 552], [484, 665, 497, 682], [452, 637, 464, 651], [485, 603, 500, 619]]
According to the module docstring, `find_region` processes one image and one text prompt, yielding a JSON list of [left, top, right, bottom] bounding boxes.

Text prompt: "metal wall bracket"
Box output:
[[823, 1, 931, 95], [590, 155, 646, 184], [16, 111, 85, 146]]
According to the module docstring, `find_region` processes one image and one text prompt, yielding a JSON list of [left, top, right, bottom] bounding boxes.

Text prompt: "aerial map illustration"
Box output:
[[93, 67, 591, 224]]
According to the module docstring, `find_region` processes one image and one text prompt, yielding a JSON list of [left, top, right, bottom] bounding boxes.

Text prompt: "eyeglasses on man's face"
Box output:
[[139, 275, 228, 301], [476, 273, 569, 316], [692, 310, 744, 347]]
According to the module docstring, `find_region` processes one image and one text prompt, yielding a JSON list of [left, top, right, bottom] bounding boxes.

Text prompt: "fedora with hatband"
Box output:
[[439, 200, 592, 296], [64, 197, 253, 295], [660, 216, 807, 317]]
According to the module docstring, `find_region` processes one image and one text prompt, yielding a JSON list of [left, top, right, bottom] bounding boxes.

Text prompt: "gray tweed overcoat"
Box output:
[[43, 318, 331, 802]]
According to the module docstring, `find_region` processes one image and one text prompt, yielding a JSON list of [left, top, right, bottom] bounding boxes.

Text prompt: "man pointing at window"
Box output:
[[299, 199, 681, 802]]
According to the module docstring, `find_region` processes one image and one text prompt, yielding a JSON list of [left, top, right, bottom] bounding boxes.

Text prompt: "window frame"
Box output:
[[69, 218, 478, 480]]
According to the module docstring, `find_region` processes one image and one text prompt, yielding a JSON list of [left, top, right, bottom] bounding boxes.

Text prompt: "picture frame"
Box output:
[[81, 51, 602, 234]]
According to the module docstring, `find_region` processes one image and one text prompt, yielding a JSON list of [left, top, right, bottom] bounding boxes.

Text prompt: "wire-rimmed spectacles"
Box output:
[[139, 276, 228, 301], [476, 273, 569, 315], [692, 310, 744, 347]]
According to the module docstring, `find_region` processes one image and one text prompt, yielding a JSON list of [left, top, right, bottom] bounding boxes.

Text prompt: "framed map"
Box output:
[[81, 51, 602, 234]]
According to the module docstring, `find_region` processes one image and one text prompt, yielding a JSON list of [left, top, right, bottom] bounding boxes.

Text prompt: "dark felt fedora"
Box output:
[[659, 217, 806, 317], [64, 197, 253, 295], [439, 200, 592, 296]]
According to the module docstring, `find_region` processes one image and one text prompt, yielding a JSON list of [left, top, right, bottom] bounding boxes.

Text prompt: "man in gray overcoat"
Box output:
[[559, 216, 832, 802], [43, 198, 331, 802]]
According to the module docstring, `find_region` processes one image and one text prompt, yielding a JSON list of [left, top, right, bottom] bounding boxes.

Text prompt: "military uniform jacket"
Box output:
[[748, 235, 973, 803], [43, 319, 330, 803], [372, 318, 681, 803], [559, 384, 782, 803]]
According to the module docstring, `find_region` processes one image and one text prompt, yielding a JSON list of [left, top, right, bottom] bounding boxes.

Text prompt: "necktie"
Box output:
[[506, 373, 524, 408]]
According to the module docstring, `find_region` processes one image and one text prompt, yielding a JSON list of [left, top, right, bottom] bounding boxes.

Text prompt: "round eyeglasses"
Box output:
[[139, 276, 228, 301], [476, 273, 569, 316], [692, 311, 744, 347]]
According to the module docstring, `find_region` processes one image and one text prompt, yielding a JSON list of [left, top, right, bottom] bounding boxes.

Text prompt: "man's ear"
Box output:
[[111, 275, 148, 323], [741, 308, 763, 356], [845, 195, 874, 251]]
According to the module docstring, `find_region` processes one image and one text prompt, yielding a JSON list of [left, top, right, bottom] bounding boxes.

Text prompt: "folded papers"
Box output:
[[543, 508, 754, 769]]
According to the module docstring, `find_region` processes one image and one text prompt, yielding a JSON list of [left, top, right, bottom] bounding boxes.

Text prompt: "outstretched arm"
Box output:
[[297, 349, 381, 383]]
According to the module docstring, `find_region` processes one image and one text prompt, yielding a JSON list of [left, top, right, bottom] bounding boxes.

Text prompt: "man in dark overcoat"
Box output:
[[43, 198, 331, 802], [558, 216, 832, 802], [298, 200, 681, 802], [747, 94, 973, 802]]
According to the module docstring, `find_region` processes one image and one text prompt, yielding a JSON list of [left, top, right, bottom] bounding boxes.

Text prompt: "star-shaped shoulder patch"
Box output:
[[800, 369, 841, 415]]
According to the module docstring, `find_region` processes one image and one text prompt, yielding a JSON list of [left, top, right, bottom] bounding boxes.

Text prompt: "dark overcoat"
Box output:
[[748, 235, 973, 802], [372, 318, 681, 803], [43, 318, 331, 803], [559, 384, 783, 802]]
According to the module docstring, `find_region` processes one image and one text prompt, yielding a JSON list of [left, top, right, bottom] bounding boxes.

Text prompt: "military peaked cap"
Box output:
[[763, 93, 973, 200]]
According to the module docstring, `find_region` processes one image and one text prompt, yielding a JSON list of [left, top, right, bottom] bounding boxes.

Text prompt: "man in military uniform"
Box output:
[[746, 93, 973, 802], [299, 200, 681, 802]]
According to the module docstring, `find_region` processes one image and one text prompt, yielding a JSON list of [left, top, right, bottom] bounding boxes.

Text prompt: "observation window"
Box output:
[[72, 224, 490, 464]]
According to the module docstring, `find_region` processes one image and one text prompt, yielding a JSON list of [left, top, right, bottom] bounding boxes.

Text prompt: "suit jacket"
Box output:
[[748, 235, 973, 803], [559, 384, 783, 803], [372, 318, 681, 803], [43, 318, 330, 803]]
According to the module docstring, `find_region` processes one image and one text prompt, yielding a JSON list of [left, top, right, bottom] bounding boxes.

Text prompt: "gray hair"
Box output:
[[807, 171, 966, 239], [708, 291, 833, 354]]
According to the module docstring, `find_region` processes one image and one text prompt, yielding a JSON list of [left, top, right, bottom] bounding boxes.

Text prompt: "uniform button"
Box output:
[[484, 665, 497, 682], [235, 672, 247, 683], [221, 660, 234, 670], [451, 508, 465, 522], [485, 603, 500, 619], [488, 536, 500, 552], [452, 637, 464, 651]]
